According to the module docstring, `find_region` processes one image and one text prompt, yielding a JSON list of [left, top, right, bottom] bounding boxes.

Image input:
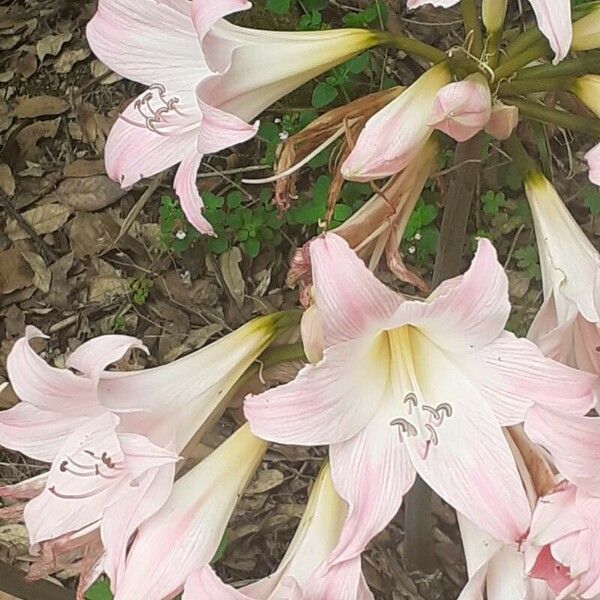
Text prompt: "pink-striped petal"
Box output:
[[66, 335, 147, 384], [102, 461, 176, 591], [86, 0, 208, 94], [456, 331, 596, 425], [245, 335, 390, 446], [528, 0, 573, 64], [407, 0, 459, 6], [525, 407, 600, 496], [328, 393, 416, 565], [0, 403, 92, 463], [309, 233, 402, 346], [7, 326, 98, 415], [191, 0, 251, 41], [388, 238, 510, 353]]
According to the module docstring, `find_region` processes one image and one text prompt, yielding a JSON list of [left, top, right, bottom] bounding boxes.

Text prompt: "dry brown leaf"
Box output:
[[48, 175, 126, 212], [68, 212, 116, 258], [0, 35, 21, 51], [90, 59, 122, 85], [13, 95, 69, 118], [36, 32, 72, 61], [19, 249, 51, 293], [220, 247, 245, 308], [0, 248, 33, 294], [0, 162, 15, 196], [5, 203, 71, 240], [245, 469, 285, 495], [15, 116, 60, 160], [47, 252, 73, 309], [54, 48, 90, 74], [88, 277, 130, 304], [63, 158, 105, 178], [3, 305, 25, 339], [13, 49, 37, 79]]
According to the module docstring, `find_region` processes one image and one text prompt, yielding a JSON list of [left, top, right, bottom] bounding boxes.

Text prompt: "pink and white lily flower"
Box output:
[[341, 63, 451, 181], [0, 313, 290, 591], [186, 463, 373, 600], [113, 424, 266, 600], [525, 173, 600, 386], [245, 234, 595, 563], [525, 482, 600, 599], [484, 101, 519, 141], [407, 0, 572, 64], [428, 73, 492, 143], [87, 0, 380, 233]]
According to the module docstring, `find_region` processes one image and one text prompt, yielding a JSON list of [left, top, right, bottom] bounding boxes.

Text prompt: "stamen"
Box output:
[[424, 424, 439, 446], [390, 417, 418, 442], [49, 486, 108, 501]]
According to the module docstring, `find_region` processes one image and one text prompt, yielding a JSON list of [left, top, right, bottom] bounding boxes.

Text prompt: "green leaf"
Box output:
[[243, 238, 261, 257], [333, 204, 353, 222], [266, 0, 291, 14], [345, 53, 370, 74], [86, 580, 112, 600], [208, 236, 229, 254], [226, 191, 243, 209], [481, 190, 505, 215], [311, 82, 339, 108]]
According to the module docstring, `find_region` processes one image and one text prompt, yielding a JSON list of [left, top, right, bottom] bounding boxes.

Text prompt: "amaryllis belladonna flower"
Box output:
[[341, 63, 451, 181], [186, 463, 373, 600], [86, 0, 381, 234], [525, 173, 600, 385], [113, 424, 266, 600], [244, 234, 595, 566], [485, 101, 519, 141], [586, 144, 600, 186], [407, 0, 572, 64], [428, 73, 492, 143], [0, 313, 292, 592]]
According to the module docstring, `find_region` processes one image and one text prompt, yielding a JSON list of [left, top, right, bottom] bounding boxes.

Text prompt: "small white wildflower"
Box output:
[[408, 246, 416, 255], [414, 232, 422, 241], [279, 131, 289, 141], [175, 230, 186, 240]]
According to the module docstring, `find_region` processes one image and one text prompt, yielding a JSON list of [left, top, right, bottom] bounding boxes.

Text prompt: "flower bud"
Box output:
[[571, 75, 600, 117], [482, 0, 508, 33], [484, 101, 519, 141], [573, 6, 600, 51]]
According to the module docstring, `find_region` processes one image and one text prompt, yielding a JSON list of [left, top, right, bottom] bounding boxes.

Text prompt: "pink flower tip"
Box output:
[[428, 74, 492, 142]]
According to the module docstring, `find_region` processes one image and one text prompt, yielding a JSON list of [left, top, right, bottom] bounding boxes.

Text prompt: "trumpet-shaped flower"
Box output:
[[0, 313, 291, 590], [525, 483, 600, 599], [407, 0, 572, 63], [525, 173, 600, 384], [184, 464, 374, 600], [87, 0, 380, 233], [484, 102, 519, 141], [341, 63, 451, 181], [428, 74, 492, 143], [245, 234, 594, 558], [113, 424, 266, 600], [585, 143, 600, 186]]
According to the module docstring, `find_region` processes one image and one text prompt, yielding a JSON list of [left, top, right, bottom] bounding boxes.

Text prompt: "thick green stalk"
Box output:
[[502, 135, 539, 180], [502, 27, 544, 61], [462, 0, 484, 57], [498, 77, 576, 95], [384, 33, 447, 64], [515, 51, 600, 80], [506, 97, 600, 136], [494, 39, 550, 79]]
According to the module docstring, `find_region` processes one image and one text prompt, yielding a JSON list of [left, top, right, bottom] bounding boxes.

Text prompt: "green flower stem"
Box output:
[[383, 33, 447, 64], [257, 342, 307, 369], [462, 0, 484, 57], [515, 51, 600, 80], [502, 27, 544, 61], [494, 39, 550, 79], [486, 30, 503, 69], [506, 97, 600, 136], [497, 76, 576, 95], [502, 134, 539, 180]]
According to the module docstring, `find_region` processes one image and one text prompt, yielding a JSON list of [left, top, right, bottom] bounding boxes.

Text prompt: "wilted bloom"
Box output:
[[87, 0, 381, 233], [572, 6, 600, 52], [342, 63, 451, 181], [525, 173, 600, 383], [113, 424, 266, 600], [407, 0, 572, 63], [289, 139, 439, 294], [245, 234, 594, 560], [586, 143, 600, 187], [525, 483, 600, 599], [428, 74, 492, 143], [485, 101, 519, 141], [185, 464, 373, 600], [0, 313, 294, 591]]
